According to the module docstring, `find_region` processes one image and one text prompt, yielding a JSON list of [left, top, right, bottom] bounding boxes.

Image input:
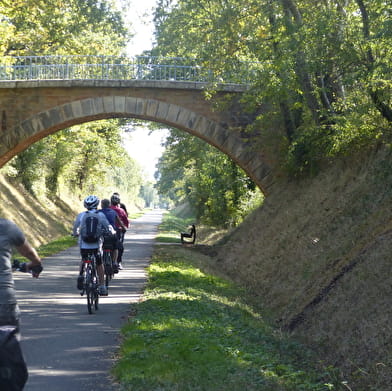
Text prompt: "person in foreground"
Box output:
[[72, 195, 113, 296], [0, 218, 43, 391], [0, 218, 43, 330]]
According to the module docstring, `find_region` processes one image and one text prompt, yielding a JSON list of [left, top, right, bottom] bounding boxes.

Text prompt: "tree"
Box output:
[[352, 0, 392, 122], [151, 0, 392, 174], [155, 129, 261, 227], [10, 142, 46, 192], [0, 0, 131, 55]]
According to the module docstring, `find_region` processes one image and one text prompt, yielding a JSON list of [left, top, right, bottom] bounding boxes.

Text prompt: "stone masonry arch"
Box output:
[[0, 81, 274, 193]]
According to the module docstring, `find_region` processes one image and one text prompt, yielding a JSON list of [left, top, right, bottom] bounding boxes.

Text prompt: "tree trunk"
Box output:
[[279, 0, 321, 124], [355, 0, 392, 122]]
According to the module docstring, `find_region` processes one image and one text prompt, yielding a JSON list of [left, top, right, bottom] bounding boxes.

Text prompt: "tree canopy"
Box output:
[[2, 0, 391, 221], [152, 0, 392, 173], [0, 0, 130, 55]]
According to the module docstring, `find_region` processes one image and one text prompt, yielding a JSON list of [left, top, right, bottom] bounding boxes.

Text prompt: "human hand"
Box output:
[[29, 263, 43, 278]]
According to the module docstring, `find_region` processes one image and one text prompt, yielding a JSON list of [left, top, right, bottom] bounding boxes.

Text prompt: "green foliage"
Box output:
[[0, 0, 130, 56], [7, 120, 144, 203], [139, 182, 158, 208], [10, 142, 47, 192], [113, 246, 342, 390], [152, 0, 392, 174], [0, 1, 143, 202], [155, 129, 263, 227]]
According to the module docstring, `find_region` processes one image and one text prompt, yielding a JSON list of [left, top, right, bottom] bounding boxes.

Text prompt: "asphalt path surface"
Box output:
[[14, 210, 163, 391]]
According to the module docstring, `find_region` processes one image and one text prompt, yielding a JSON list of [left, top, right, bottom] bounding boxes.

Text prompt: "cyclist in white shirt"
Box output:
[[72, 195, 114, 296]]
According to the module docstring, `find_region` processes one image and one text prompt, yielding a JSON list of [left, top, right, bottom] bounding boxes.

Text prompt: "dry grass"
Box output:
[[195, 146, 392, 391], [0, 174, 79, 247]]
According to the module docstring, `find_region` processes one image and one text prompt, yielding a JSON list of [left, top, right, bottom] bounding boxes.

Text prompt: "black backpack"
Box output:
[[80, 211, 101, 243], [0, 326, 28, 391]]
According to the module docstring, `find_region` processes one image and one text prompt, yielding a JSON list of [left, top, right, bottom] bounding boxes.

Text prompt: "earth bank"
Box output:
[[0, 175, 77, 247], [203, 145, 392, 390]]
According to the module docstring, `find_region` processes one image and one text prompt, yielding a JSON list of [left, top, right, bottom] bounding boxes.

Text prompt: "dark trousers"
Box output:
[[116, 230, 125, 263]]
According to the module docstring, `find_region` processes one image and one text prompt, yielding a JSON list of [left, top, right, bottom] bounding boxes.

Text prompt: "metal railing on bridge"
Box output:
[[0, 55, 258, 85]]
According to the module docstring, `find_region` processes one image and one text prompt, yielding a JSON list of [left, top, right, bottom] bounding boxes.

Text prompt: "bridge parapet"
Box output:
[[0, 55, 259, 85]]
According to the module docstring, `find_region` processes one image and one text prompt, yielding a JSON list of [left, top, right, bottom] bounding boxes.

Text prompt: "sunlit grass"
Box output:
[[14, 235, 78, 263], [155, 211, 195, 243], [129, 210, 146, 220], [113, 210, 342, 390], [113, 246, 337, 391]]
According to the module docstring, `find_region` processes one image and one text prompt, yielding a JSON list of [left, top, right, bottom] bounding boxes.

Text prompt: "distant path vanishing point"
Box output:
[[14, 209, 163, 391]]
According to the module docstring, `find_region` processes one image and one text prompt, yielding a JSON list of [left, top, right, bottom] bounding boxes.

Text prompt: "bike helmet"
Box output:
[[84, 195, 100, 210], [111, 194, 120, 205]]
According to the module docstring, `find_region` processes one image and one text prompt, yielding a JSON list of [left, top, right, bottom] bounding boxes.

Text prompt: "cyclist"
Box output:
[[112, 192, 128, 216], [0, 219, 42, 391], [110, 193, 129, 270], [99, 198, 126, 272], [0, 218, 43, 332], [72, 195, 113, 296]]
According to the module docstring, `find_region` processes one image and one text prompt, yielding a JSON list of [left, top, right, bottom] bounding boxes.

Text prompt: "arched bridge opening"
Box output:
[[0, 81, 274, 193]]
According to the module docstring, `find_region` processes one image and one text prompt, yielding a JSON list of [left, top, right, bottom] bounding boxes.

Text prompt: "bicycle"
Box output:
[[102, 247, 114, 290], [80, 251, 99, 314], [102, 233, 118, 290]]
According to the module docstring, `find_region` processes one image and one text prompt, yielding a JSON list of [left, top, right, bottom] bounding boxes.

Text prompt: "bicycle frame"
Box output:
[[81, 252, 99, 314]]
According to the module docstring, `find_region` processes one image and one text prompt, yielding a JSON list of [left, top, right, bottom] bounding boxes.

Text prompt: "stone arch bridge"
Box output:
[[0, 56, 274, 193]]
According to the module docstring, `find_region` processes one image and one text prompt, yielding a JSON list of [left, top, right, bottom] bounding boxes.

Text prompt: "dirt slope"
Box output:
[[0, 174, 78, 247], [207, 146, 392, 390]]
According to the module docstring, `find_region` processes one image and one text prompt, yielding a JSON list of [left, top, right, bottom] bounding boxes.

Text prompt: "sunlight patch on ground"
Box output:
[[27, 368, 107, 376]]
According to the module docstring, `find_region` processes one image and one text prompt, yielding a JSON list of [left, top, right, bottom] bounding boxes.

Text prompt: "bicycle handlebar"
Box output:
[[12, 259, 43, 276]]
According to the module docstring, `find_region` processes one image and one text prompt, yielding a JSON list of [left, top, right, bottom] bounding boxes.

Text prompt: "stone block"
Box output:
[[114, 95, 126, 113]]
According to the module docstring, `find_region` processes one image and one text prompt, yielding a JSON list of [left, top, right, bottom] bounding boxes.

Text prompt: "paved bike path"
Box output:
[[14, 210, 163, 391]]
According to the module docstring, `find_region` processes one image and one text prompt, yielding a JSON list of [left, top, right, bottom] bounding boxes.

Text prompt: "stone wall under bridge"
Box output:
[[0, 79, 275, 194]]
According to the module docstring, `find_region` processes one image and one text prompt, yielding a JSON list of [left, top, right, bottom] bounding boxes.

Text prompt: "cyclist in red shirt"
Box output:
[[109, 194, 129, 269]]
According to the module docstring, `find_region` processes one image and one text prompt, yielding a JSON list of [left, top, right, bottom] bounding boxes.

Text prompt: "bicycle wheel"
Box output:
[[94, 284, 99, 311], [103, 250, 113, 288], [86, 267, 95, 314]]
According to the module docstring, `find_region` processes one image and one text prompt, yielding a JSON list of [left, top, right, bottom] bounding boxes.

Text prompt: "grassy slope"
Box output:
[[202, 146, 392, 390], [0, 174, 78, 247]]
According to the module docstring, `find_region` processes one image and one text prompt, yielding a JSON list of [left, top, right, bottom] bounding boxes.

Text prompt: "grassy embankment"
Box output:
[[111, 211, 343, 391]]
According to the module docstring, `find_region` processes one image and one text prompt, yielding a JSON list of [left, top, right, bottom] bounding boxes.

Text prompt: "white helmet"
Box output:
[[83, 195, 100, 210]]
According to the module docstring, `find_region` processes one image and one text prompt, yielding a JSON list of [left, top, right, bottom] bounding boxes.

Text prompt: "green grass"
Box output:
[[155, 211, 195, 243], [129, 210, 146, 220], [113, 210, 342, 390], [113, 247, 339, 391], [14, 235, 78, 263]]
